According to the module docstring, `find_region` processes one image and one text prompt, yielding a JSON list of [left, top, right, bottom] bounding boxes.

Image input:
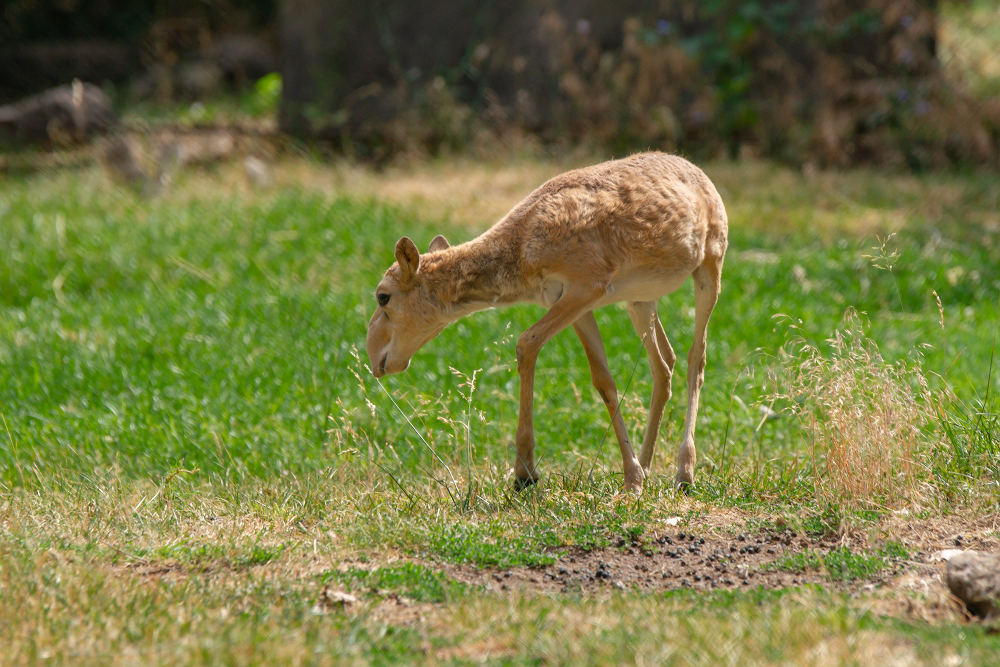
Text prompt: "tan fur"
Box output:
[[367, 152, 728, 492]]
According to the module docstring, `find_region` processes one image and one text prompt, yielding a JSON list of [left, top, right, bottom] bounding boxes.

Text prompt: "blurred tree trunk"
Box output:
[[279, 0, 334, 135]]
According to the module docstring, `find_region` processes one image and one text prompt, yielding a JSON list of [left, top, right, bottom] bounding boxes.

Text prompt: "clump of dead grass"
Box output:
[[780, 310, 935, 510]]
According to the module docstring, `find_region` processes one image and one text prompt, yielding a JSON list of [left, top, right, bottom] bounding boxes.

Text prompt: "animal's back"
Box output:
[[502, 152, 727, 279]]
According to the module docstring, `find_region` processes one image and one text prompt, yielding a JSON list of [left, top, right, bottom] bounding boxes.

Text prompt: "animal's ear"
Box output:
[[428, 234, 450, 253], [394, 236, 420, 284]]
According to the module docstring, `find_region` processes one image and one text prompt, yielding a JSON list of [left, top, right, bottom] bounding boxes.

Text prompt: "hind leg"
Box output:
[[626, 301, 676, 475], [676, 259, 722, 489]]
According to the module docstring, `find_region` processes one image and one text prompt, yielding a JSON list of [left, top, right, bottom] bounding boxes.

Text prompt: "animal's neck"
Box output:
[[420, 228, 526, 319]]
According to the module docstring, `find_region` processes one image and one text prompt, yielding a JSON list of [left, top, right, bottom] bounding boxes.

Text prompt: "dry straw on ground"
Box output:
[[780, 310, 934, 509]]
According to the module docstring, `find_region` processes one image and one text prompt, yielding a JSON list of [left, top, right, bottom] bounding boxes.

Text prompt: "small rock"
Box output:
[[244, 156, 273, 187], [312, 587, 357, 614], [760, 406, 779, 421], [946, 551, 1000, 619]]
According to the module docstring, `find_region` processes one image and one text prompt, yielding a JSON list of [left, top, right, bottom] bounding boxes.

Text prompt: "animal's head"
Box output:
[[367, 235, 451, 377]]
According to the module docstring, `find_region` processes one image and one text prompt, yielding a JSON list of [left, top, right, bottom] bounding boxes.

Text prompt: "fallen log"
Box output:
[[0, 80, 117, 146]]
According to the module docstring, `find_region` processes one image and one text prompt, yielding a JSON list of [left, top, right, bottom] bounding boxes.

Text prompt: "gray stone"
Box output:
[[946, 551, 1000, 619]]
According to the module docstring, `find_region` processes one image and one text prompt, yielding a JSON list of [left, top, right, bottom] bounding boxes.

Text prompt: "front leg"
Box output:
[[572, 311, 645, 494], [513, 286, 607, 489], [513, 343, 539, 487]]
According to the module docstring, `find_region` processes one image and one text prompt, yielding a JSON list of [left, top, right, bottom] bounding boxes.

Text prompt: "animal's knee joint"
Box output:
[[515, 343, 534, 370]]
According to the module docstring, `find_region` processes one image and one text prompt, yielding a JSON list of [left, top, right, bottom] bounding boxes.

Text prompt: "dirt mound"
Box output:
[[445, 516, 1000, 598]]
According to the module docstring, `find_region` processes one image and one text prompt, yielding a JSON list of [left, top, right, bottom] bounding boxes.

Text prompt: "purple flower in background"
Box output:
[[896, 89, 910, 103], [915, 100, 931, 116], [900, 15, 914, 29], [656, 19, 672, 35], [576, 19, 591, 35], [900, 49, 914, 64]]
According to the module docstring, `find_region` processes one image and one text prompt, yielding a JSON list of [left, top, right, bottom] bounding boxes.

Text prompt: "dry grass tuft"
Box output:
[[781, 310, 935, 509]]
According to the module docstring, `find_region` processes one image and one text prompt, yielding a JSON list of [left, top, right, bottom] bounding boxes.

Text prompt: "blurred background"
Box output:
[[0, 1, 998, 171]]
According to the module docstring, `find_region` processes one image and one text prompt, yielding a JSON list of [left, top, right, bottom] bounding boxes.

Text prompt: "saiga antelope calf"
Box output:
[[366, 152, 728, 493]]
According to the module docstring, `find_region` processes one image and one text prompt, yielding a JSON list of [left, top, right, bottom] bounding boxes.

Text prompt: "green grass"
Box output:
[[2, 166, 998, 488], [4, 473, 999, 665], [770, 542, 909, 582], [322, 562, 468, 603], [1, 159, 999, 664]]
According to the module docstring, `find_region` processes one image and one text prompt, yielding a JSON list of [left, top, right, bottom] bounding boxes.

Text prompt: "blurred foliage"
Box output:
[[281, 0, 998, 169], [0, 0, 275, 43], [252, 72, 282, 113], [0, 0, 277, 101]]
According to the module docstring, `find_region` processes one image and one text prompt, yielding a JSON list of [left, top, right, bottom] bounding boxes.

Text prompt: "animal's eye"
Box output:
[[377, 293, 390, 307]]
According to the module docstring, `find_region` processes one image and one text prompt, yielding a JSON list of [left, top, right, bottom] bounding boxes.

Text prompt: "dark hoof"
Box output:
[[675, 480, 693, 495], [514, 476, 539, 491]]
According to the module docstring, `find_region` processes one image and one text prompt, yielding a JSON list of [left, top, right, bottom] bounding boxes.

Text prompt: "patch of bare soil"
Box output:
[[113, 510, 998, 626], [444, 514, 1000, 599]]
